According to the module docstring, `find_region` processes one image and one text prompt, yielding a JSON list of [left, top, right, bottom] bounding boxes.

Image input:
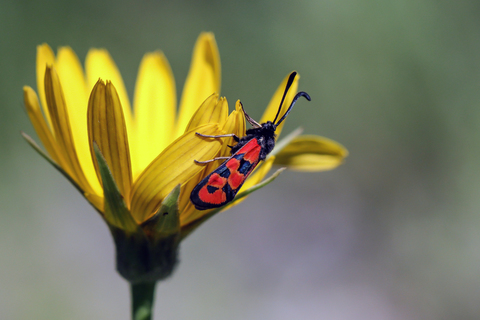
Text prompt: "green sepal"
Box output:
[[111, 223, 178, 284], [93, 143, 139, 233], [109, 184, 182, 283], [180, 167, 286, 240], [141, 185, 181, 243]]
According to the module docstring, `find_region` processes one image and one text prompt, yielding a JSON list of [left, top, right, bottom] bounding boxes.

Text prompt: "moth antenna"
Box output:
[[272, 72, 297, 124], [240, 101, 261, 128], [274, 91, 311, 127]]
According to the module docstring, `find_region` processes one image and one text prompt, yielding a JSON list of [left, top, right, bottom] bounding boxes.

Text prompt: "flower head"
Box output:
[[23, 33, 347, 282]]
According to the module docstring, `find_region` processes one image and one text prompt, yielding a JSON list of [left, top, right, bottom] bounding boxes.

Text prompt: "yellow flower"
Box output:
[[23, 32, 347, 282]]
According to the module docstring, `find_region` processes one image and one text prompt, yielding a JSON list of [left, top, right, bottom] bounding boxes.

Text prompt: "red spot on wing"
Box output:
[[226, 158, 244, 189], [197, 173, 228, 205], [208, 173, 227, 188], [238, 139, 261, 163], [228, 171, 245, 189], [226, 157, 240, 171], [199, 186, 226, 205]]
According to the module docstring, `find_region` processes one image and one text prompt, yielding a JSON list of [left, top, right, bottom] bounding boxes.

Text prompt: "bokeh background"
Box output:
[[2, 0, 480, 319]]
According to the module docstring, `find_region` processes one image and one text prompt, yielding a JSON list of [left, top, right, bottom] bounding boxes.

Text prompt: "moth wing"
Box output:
[[190, 138, 263, 210]]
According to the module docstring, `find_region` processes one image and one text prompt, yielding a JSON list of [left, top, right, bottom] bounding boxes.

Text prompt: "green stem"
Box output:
[[131, 282, 156, 320]]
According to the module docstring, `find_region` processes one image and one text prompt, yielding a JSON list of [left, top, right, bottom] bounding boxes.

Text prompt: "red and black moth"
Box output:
[[190, 72, 311, 210]]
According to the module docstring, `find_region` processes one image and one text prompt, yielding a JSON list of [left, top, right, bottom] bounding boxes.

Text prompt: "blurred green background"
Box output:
[[2, 0, 480, 319]]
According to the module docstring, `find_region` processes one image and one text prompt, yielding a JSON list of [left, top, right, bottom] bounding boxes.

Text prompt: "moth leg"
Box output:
[[195, 132, 240, 142], [194, 157, 231, 164]]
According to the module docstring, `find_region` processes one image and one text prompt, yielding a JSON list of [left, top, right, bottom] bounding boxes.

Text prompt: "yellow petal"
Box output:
[[56, 47, 101, 194], [56, 47, 89, 118], [259, 72, 299, 135], [212, 100, 246, 160], [184, 94, 228, 132], [273, 135, 348, 171], [44, 66, 94, 195], [233, 99, 247, 139], [87, 80, 133, 204], [130, 123, 224, 223], [36, 44, 56, 130], [23, 86, 65, 168], [175, 32, 221, 137], [132, 51, 176, 179], [85, 48, 133, 142]]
